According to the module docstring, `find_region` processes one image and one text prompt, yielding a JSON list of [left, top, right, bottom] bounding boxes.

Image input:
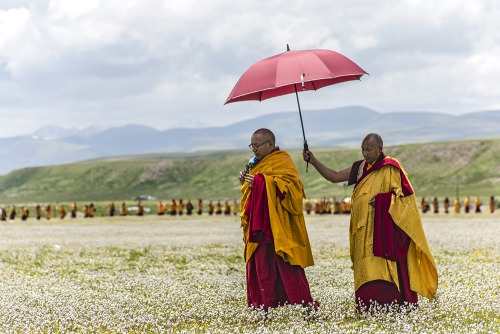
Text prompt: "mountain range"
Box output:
[[1, 106, 499, 175]]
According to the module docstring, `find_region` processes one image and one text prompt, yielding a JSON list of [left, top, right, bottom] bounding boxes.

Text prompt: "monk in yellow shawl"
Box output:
[[197, 199, 203, 215], [137, 200, 144, 216], [9, 205, 16, 221], [177, 199, 184, 216], [169, 199, 177, 216], [35, 204, 42, 220], [70, 202, 77, 218], [239, 128, 316, 311], [303, 133, 437, 311], [59, 205, 67, 219], [120, 202, 128, 216], [21, 206, 29, 221], [443, 197, 450, 214], [207, 201, 214, 215], [45, 204, 52, 220], [464, 196, 470, 213], [157, 201, 167, 215], [232, 199, 239, 216], [304, 198, 312, 214], [474, 196, 481, 213], [454, 198, 461, 213]]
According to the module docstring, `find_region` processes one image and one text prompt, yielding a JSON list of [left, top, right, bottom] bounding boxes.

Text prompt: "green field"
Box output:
[[1, 138, 499, 204], [0, 214, 498, 333]]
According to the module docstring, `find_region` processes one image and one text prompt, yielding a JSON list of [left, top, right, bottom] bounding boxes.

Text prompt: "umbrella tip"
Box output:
[[286, 44, 290, 51]]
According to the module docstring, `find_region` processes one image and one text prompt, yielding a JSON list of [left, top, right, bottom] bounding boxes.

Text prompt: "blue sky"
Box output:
[[1, 0, 499, 137]]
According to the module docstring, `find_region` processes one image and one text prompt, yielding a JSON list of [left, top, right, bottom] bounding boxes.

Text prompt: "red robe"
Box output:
[[245, 174, 313, 310]]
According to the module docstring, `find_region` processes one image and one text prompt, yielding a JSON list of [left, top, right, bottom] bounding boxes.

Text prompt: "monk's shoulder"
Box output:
[[383, 155, 405, 170]]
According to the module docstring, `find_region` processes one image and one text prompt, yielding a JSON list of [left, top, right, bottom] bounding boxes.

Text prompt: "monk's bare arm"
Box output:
[[303, 150, 351, 183]]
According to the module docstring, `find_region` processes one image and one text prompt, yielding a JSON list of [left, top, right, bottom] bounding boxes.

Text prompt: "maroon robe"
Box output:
[[245, 174, 314, 310]]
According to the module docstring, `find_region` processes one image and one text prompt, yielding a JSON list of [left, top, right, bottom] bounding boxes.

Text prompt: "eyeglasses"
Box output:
[[248, 140, 269, 150]]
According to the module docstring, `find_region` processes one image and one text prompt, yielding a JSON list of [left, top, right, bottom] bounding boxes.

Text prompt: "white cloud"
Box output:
[[48, 0, 101, 20], [0, 0, 499, 138]]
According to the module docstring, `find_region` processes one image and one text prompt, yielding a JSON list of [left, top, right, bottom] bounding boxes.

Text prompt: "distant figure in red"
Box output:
[[109, 202, 116, 217], [186, 200, 194, 215], [215, 201, 222, 215], [207, 201, 214, 215], [432, 197, 439, 214], [89, 203, 96, 218], [169, 199, 177, 216], [46, 204, 52, 220], [137, 201, 144, 216], [197, 199, 203, 215], [70, 202, 77, 218], [421, 197, 429, 213], [21, 206, 29, 221], [474, 196, 481, 213], [224, 200, 231, 215], [35, 204, 42, 220], [177, 199, 184, 216], [9, 205, 16, 221], [443, 197, 450, 214]]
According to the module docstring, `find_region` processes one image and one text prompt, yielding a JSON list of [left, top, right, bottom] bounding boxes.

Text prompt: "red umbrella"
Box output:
[[224, 45, 368, 166]]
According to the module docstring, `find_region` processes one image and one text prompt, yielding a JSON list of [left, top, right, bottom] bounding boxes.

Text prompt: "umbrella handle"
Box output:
[[294, 83, 309, 172], [303, 141, 309, 172]]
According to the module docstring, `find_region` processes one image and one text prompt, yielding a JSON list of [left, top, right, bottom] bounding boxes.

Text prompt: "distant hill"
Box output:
[[0, 138, 499, 204], [0, 106, 499, 175]]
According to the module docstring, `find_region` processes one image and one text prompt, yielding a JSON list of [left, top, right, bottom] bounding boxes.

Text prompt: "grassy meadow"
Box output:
[[1, 138, 500, 204], [0, 213, 498, 333]]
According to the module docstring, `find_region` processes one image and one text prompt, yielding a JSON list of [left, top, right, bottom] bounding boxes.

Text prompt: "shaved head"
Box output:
[[363, 133, 383, 150], [253, 128, 276, 145]]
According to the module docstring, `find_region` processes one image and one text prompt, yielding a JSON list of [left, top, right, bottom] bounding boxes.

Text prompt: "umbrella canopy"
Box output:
[[224, 46, 367, 170], [224, 47, 368, 104]]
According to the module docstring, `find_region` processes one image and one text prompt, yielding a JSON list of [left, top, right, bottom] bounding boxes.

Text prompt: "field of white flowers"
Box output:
[[0, 213, 498, 333]]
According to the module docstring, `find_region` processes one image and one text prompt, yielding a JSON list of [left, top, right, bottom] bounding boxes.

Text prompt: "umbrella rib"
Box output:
[[225, 73, 364, 103], [273, 74, 363, 88]]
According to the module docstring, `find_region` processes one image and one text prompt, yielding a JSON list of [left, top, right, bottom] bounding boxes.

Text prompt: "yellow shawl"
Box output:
[[240, 150, 314, 268], [350, 156, 438, 300]]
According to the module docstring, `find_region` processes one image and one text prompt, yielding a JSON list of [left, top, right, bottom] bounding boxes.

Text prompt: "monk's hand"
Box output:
[[243, 173, 254, 188], [368, 197, 376, 207], [239, 170, 247, 184], [303, 150, 313, 163]]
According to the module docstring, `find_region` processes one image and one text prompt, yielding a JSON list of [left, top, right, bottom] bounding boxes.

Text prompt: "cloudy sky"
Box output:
[[0, 0, 499, 137]]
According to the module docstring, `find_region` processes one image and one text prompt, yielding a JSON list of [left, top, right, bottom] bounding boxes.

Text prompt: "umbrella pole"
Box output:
[[294, 85, 309, 172]]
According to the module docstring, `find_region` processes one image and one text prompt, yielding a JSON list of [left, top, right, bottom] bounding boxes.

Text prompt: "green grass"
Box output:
[[0, 138, 499, 204]]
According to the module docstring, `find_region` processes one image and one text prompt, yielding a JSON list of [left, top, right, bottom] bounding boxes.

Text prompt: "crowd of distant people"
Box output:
[[304, 195, 498, 215], [154, 199, 240, 216], [419, 195, 496, 214], [303, 197, 353, 215], [0, 197, 353, 221], [0, 195, 496, 222], [0, 199, 242, 221]]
